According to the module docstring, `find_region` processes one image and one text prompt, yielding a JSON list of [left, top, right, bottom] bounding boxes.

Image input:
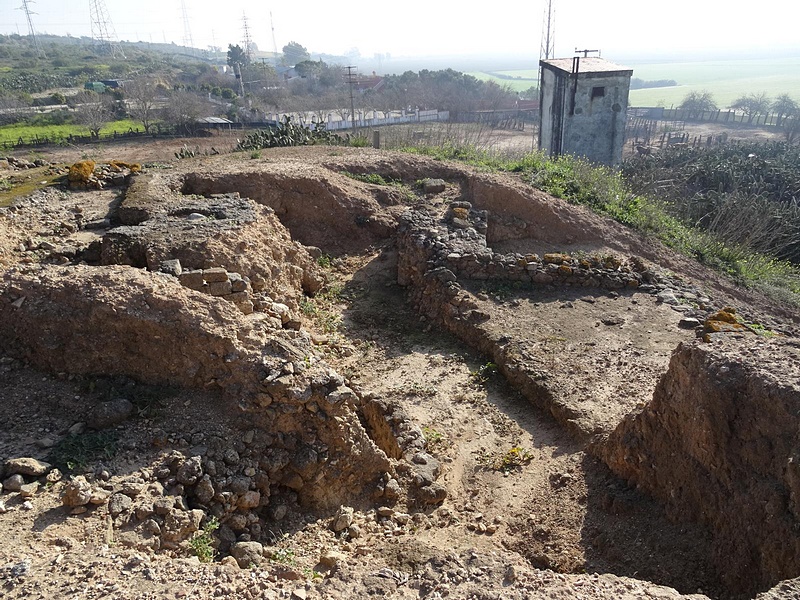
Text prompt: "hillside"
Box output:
[[1, 141, 800, 599]]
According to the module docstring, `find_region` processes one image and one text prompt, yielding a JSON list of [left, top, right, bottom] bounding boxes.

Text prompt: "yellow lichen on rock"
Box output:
[[704, 307, 748, 336], [544, 253, 571, 264], [67, 160, 96, 184]]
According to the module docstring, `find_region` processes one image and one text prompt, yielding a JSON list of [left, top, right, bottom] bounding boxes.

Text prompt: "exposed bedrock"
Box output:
[[600, 337, 800, 597]]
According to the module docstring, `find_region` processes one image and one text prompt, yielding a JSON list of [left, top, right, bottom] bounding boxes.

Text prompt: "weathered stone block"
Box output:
[[203, 267, 229, 283], [178, 270, 205, 290], [207, 280, 233, 296]]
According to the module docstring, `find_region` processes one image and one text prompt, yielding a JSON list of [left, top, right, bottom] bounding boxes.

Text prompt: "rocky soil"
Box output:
[[1, 141, 799, 600]]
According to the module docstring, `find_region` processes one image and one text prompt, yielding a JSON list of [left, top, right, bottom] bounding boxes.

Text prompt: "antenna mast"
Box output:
[[241, 12, 253, 62], [90, 0, 124, 58], [180, 1, 194, 54], [540, 0, 555, 61], [19, 0, 45, 58]]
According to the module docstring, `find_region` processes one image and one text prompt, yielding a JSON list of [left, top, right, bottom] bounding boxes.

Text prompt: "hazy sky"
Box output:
[[3, 0, 799, 61]]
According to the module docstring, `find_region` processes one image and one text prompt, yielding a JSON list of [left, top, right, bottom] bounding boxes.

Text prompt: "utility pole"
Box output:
[[19, 1, 44, 58], [345, 66, 358, 133], [270, 12, 280, 68]]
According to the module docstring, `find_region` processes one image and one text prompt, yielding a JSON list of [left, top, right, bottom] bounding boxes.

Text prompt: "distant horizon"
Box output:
[[3, 0, 799, 68]]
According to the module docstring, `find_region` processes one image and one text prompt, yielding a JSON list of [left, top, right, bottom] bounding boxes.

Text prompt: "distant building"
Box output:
[[539, 57, 632, 166]]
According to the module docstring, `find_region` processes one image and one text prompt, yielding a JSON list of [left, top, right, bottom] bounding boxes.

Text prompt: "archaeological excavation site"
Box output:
[[1, 145, 800, 600]]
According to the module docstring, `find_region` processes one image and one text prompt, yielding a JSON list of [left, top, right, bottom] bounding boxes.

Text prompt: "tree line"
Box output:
[[678, 90, 800, 140]]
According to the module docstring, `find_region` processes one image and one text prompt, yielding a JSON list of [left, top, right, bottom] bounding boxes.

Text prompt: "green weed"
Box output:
[[479, 446, 534, 473], [189, 516, 219, 563], [470, 361, 498, 385]]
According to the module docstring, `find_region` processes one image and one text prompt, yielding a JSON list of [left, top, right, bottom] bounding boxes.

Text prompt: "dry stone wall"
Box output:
[[396, 204, 658, 442]]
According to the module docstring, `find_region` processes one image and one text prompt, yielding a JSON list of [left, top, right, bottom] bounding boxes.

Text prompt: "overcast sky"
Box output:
[[3, 0, 799, 62]]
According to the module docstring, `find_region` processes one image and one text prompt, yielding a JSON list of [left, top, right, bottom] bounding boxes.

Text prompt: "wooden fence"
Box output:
[[631, 106, 794, 128]]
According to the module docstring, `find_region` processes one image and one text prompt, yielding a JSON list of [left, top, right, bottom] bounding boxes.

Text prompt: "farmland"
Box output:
[[0, 119, 141, 146], [468, 55, 800, 108]]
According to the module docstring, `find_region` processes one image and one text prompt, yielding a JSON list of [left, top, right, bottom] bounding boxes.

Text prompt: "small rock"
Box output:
[[347, 524, 361, 540], [3, 474, 25, 492], [319, 550, 346, 569], [35, 437, 57, 449], [176, 456, 203, 486], [109, 493, 133, 516], [22, 500, 33, 511], [331, 505, 354, 532], [68, 422, 86, 436], [679, 317, 702, 329], [5, 457, 51, 477], [62, 476, 93, 507], [423, 178, 446, 194], [46, 469, 63, 483], [383, 478, 401, 502], [291, 588, 307, 600], [194, 477, 215, 504], [89, 489, 112, 505], [237, 490, 261, 509], [19, 482, 39, 498], [220, 555, 239, 568], [418, 482, 447, 505], [231, 541, 264, 568], [159, 259, 183, 277], [0, 500, 6, 513]]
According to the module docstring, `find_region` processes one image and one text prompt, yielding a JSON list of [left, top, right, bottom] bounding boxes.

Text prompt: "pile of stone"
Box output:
[[0, 156, 50, 170]]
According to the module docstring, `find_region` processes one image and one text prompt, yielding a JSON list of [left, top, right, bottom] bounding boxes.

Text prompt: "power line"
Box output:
[[241, 12, 253, 62], [18, 0, 45, 58], [89, 0, 125, 58], [180, 1, 194, 54]]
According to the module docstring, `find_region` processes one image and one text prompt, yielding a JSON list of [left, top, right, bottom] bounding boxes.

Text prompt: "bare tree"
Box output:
[[732, 92, 771, 124], [72, 91, 113, 138], [679, 90, 718, 119], [772, 93, 799, 127], [163, 90, 211, 135], [124, 78, 161, 133]]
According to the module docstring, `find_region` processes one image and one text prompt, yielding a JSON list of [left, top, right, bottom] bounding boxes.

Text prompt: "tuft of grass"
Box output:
[[189, 516, 220, 563], [48, 431, 119, 472]]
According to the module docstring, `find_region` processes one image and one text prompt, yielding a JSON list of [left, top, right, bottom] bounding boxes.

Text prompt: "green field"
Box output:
[[469, 56, 800, 108], [0, 119, 142, 146]]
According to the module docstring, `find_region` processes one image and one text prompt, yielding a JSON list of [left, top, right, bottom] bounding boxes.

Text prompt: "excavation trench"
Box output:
[[1, 156, 797, 597]]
